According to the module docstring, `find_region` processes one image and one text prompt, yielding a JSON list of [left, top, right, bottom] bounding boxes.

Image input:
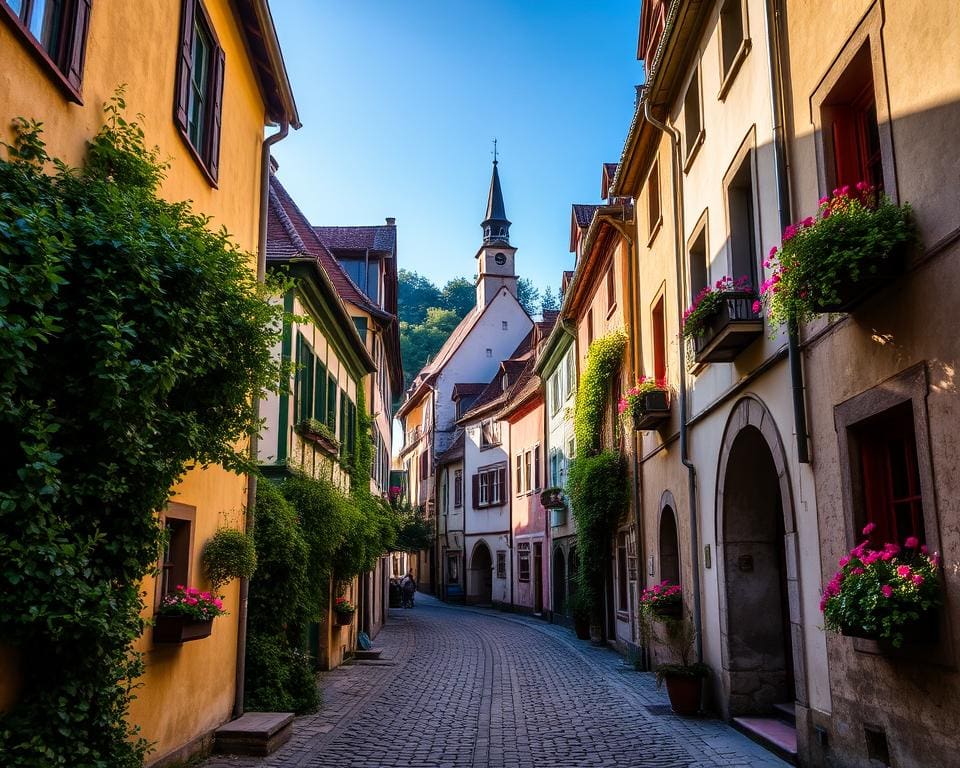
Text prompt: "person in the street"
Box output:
[[400, 571, 417, 608]]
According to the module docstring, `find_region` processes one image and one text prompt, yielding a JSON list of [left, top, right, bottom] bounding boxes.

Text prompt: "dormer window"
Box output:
[[502, 375, 509, 391]]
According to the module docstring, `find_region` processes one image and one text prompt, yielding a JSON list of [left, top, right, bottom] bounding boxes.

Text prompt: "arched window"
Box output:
[[659, 506, 680, 586]]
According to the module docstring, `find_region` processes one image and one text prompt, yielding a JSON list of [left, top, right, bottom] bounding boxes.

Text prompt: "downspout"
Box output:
[[643, 100, 703, 663], [764, 0, 809, 463], [234, 120, 289, 720]]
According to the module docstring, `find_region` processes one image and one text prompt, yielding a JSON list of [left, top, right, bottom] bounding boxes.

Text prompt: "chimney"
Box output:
[[385, 217, 396, 226]]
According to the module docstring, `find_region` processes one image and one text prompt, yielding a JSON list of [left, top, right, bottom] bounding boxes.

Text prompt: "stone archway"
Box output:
[[716, 396, 808, 718], [469, 540, 493, 606]]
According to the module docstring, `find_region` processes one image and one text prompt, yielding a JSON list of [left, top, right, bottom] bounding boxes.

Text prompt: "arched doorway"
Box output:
[[567, 546, 579, 607], [553, 547, 567, 615], [717, 397, 806, 717], [659, 505, 680, 586], [469, 541, 493, 605]]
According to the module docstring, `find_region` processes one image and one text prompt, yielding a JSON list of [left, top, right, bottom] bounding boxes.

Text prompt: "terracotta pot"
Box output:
[[335, 610, 354, 627], [153, 615, 213, 644], [664, 673, 703, 715], [573, 615, 590, 640]]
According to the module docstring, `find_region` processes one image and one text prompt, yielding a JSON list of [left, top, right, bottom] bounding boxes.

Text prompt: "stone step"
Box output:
[[732, 716, 798, 766], [773, 701, 796, 726], [353, 649, 383, 660], [215, 712, 294, 757]]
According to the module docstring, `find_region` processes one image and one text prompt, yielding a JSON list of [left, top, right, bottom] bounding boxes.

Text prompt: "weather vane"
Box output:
[[492, 137, 498, 164]]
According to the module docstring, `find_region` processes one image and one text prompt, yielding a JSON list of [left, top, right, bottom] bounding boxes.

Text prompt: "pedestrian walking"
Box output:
[[400, 571, 417, 608]]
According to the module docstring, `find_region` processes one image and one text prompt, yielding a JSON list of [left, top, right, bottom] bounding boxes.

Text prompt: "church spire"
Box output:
[[481, 148, 511, 245]]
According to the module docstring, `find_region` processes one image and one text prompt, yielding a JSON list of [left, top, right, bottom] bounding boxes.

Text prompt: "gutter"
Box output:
[[764, 0, 809, 463], [235, 119, 290, 719], [643, 100, 703, 664]]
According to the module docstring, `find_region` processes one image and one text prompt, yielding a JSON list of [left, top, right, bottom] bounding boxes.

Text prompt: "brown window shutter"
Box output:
[[472, 474, 480, 509], [174, 0, 197, 134], [497, 466, 507, 504], [207, 46, 225, 182], [65, 0, 92, 92]]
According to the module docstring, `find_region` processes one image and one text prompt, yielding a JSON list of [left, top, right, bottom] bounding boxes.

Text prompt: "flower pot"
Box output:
[[573, 615, 590, 640], [539, 489, 566, 509], [153, 615, 213, 644], [652, 602, 683, 621], [691, 292, 763, 364], [632, 390, 670, 431], [335, 610, 354, 627], [664, 673, 703, 715], [811, 246, 906, 314]]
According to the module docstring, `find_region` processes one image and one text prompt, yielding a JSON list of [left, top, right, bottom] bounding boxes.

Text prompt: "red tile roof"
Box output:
[[314, 225, 396, 253]]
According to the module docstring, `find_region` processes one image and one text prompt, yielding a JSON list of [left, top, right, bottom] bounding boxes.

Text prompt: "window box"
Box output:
[[811, 242, 907, 314], [550, 507, 568, 528], [335, 610, 354, 627], [153, 615, 213, 644], [294, 419, 339, 456], [842, 608, 938, 651], [632, 390, 670, 431], [691, 292, 762, 363], [539, 487, 567, 510]]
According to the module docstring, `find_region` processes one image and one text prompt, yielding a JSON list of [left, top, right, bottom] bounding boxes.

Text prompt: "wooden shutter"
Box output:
[[534, 446, 541, 491], [64, 0, 92, 92], [497, 466, 507, 504], [472, 474, 480, 509], [314, 362, 326, 421], [174, 0, 196, 134], [207, 45, 225, 183]]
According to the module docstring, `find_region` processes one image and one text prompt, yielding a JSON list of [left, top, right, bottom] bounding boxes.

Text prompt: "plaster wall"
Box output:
[[782, 2, 960, 764]]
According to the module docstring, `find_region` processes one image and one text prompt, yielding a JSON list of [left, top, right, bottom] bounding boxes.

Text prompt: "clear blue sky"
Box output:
[[269, 0, 644, 297]]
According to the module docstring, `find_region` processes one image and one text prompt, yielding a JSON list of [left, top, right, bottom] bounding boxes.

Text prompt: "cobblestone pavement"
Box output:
[[202, 595, 787, 768]]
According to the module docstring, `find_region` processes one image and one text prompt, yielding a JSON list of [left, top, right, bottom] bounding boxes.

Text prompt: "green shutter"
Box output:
[[314, 360, 327, 421], [297, 337, 314, 424], [326, 374, 337, 428], [339, 391, 348, 457]]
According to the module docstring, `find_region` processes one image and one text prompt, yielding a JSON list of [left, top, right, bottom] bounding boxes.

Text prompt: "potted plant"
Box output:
[[681, 276, 761, 363], [820, 522, 942, 649], [201, 528, 257, 591], [294, 417, 340, 455], [759, 183, 916, 324], [540, 487, 566, 509], [618, 378, 670, 431], [154, 585, 226, 644], [333, 596, 356, 627], [644, 617, 709, 716], [639, 580, 683, 620]]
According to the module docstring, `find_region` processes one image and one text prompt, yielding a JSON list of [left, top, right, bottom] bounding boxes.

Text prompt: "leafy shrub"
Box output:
[[572, 329, 627, 456], [202, 528, 257, 590], [244, 633, 319, 715], [0, 96, 286, 767]]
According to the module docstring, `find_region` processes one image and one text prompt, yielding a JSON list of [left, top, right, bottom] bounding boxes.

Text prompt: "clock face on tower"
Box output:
[[494, 252, 507, 266]]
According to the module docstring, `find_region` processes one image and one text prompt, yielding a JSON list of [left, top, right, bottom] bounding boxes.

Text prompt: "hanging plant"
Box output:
[[201, 528, 258, 591]]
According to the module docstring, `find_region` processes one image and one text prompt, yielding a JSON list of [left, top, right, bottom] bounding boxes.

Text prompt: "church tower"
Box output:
[[476, 156, 518, 308]]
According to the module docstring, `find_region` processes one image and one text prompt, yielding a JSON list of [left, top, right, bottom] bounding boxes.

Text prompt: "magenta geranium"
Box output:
[[618, 377, 668, 416], [681, 275, 753, 340], [157, 585, 226, 621], [820, 524, 941, 648], [639, 580, 683, 620]]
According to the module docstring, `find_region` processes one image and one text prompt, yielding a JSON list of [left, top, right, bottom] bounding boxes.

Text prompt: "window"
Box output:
[[473, 465, 507, 508], [606, 266, 616, 312], [652, 296, 666, 382], [688, 225, 708, 302], [352, 316, 368, 344], [447, 553, 460, 584], [587, 308, 594, 349], [549, 450, 560, 487], [485, 348, 493, 358], [314, 360, 327, 422], [515, 454, 522, 496], [683, 66, 702, 167], [454, 469, 463, 508], [440, 469, 448, 515], [565, 348, 576, 399], [823, 43, 882, 191], [158, 503, 196, 600], [496, 551, 507, 579], [719, 0, 747, 88], [295, 333, 315, 424], [502, 321, 509, 330], [1, 0, 90, 100], [480, 418, 501, 448], [727, 153, 758, 292], [534, 445, 542, 491], [617, 531, 629, 611], [523, 450, 532, 493], [550, 373, 561, 416], [647, 160, 661, 241], [419, 450, 429, 480], [339, 393, 356, 460], [854, 403, 925, 546], [326, 374, 337, 428], [517, 542, 531, 583], [175, 0, 225, 184]]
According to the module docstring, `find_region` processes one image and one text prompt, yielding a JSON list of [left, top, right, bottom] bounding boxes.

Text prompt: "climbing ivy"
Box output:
[[567, 330, 628, 626], [0, 95, 288, 766]]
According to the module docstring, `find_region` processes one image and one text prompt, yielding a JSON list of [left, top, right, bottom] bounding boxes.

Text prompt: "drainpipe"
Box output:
[[764, 0, 809, 463], [643, 100, 703, 663], [234, 120, 289, 720]]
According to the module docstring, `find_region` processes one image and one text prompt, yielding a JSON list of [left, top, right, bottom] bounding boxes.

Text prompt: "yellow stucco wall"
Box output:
[[1, 0, 271, 763]]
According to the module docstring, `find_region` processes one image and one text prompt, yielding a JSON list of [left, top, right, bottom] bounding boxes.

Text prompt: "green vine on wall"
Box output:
[[567, 329, 628, 625], [0, 93, 289, 767]]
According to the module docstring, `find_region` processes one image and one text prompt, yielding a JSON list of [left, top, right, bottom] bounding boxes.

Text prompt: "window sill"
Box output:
[[0, 4, 83, 104], [176, 126, 219, 189], [717, 38, 752, 102], [682, 130, 705, 174], [647, 216, 663, 248]]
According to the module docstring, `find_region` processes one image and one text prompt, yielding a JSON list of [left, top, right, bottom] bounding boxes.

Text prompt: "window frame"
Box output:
[[174, 0, 225, 187], [517, 541, 531, 583], [723, 130, 760, 294], [606, 264, 617, 315], [646, 158, 662, 246], [496, 550, 507, 580], [454, 469, 463, 508], [686, 210, 710, 305], [480, 418, 501, 449], [681, 64, 704, 172], [651, 289, 667, 383], [717, 0, 751, 101], [155, 502, 196, 608], [0, 0, 91, 103]]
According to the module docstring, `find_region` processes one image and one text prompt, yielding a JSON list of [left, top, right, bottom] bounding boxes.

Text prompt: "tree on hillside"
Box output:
[[399, 307, 462, 389], [517, 277, 540, 317], [441, 277, 475, 317], [398, 268, 442, 325], [541, 286, 560, 313]]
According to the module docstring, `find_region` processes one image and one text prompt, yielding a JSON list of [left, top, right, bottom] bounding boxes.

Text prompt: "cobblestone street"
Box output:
[[203, 595, 787, 768]]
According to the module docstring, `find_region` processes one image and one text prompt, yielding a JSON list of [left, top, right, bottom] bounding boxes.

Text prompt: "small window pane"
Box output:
[[188, 20, 212, 150]]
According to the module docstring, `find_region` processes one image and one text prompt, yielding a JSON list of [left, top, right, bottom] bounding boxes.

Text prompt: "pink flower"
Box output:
[[905, 536, 919, 549], [851, 567, 864, 575], [822, 208, 831, 219], [752, 300, 761, 313], [920, 545, 929, 555], [838, 556, 850, 568], [186, 597, 198, 606], [802, 216, 815, 227], [862, 522, 876, 536], [768, 246, 778, 258], [818, 196, 830, 206], [912, 575, 924, 587], [896, 565, 911, 578], [881, 585, 893, 598]]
